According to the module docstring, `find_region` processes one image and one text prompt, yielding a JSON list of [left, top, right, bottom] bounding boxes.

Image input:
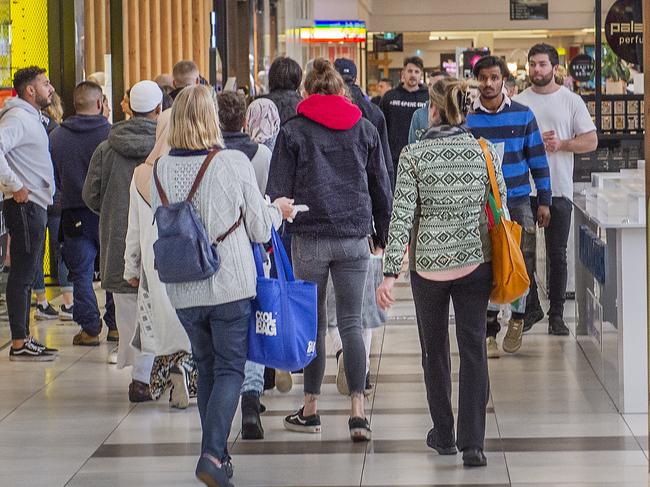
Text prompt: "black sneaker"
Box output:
[[222, 454, 234, 479], [195, 455, 234, 487], [59, 304, 74, 321], [462, 447, 487, 467], [35, 303, 58, 320], [548, 315, 570, 336], [523, 307, 545, 333], [283, 407, 321, 433], [9, 341, 56, 362], [426, 428, 457, 455], [348, 416, 372, 442], [28, 336, 58, 354]]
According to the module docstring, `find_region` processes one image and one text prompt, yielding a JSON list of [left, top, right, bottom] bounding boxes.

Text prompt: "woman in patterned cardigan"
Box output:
[[377, 78, 507, 468]]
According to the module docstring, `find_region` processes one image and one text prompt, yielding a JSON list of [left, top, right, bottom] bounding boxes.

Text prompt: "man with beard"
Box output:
[[0, 66, 59, 360], [466, 56, 551, 358], [379, 56, 428, 182], [515, 44, 597, 336]]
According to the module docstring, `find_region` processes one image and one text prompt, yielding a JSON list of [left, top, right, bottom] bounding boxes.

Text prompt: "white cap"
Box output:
[[129, 80, 162, 113]]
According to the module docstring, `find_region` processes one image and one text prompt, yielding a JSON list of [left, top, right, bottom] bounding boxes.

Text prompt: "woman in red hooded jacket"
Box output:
[[266, 58, 392, 442]]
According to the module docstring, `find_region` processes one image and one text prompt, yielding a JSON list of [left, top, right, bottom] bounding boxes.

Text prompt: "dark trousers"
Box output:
[[61, 208, 102, 336], [529, 196, 573, 318], [411, 263, 492, 451], [176, 299, 250, 462], [104, 291, 116, 331], [4, 200, 48, 340]]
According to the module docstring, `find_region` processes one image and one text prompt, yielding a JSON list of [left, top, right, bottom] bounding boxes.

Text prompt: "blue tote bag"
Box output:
[[248, 227, 318, 371]]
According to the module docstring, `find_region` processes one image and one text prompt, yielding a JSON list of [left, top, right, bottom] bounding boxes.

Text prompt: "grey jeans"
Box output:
[[292, 234, 370, 395]]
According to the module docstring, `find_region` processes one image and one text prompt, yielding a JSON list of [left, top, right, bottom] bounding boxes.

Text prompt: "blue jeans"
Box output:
[[176, 299, 251, 461], [241, 360, 264, 396], [33, 212, 72, 294], [291, 234, 370, 395], [61, 209, 101, 336]]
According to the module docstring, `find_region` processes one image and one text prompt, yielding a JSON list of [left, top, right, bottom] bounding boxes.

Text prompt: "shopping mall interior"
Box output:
[[0, 0, 649, 486]]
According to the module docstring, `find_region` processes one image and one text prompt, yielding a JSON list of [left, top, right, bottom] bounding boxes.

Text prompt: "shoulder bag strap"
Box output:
[[186, 148, 221, 202], [215, 211, 243, 243], [478, 138, 502, 211], [152, 157, 169, 206]]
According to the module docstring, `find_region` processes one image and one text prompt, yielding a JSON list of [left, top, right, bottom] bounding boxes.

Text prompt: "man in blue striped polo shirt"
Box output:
[[466, 56, 551, 359]]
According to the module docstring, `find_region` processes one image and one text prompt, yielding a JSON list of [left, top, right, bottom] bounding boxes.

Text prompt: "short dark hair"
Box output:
[[217, 91, 246, 132], [428, 70, 449, 79], [403, 56, 424, 71], [268, 56, 302, 91], [379, 77, 393, 85], [473, 56, 510, 79], [528, 43, 559, 66], [13, 66, 47, 97], [73, 81, 103, 111], [162, 92, 173, 111], [505, 76, 516, 87]]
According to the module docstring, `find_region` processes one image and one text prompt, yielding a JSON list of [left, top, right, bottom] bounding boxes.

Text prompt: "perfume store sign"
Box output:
[[605, 0, 643, 65]]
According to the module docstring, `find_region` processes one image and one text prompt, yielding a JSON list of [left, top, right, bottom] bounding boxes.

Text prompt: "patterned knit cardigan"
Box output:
[[383, 132, 507, 275]]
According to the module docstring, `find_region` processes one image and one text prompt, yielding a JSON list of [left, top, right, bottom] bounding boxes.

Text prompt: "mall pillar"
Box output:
[[225, 0, 251, 91], [643, 0, 650, 455]]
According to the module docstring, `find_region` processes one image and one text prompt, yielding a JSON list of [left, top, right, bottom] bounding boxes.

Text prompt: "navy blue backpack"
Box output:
[[152, 149, 242, 283]]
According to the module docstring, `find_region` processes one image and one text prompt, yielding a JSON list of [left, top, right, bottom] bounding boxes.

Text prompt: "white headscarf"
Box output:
[[245, 98, 280, 151]]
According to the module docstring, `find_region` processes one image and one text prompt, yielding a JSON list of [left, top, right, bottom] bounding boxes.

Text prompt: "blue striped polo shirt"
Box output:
[[467, 100, 551, 207]]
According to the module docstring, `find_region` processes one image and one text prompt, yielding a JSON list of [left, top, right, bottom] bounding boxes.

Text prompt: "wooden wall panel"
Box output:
[[85, 0, 212, 90]]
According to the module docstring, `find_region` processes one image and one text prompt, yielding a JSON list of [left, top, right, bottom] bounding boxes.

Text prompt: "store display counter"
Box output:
[[572, 168, 647, 413]]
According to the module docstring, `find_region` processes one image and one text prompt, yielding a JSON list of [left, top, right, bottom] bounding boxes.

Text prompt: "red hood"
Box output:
[[297, 94, 362, 130]]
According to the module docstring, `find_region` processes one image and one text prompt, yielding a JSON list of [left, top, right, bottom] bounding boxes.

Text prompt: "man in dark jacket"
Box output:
[[261, 56, 303, 125], [379, 56, 429, 177], [335, 58, 394, 187], [83, 80, 161, 403], [51, 81, 112, 347]]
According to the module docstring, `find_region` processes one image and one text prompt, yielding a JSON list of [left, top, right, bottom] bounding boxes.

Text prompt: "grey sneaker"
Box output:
[[502, 318, 524, 353], [59, 304, 74, 321], [486, 337, 500, 359]]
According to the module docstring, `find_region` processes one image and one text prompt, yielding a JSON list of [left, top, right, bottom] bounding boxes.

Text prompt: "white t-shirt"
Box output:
[[514, 86, 596, 200]]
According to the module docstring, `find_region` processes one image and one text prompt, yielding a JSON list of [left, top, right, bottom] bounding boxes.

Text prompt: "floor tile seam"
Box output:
[[63, 401, 139, 487], [361, 324, 387, 487], [491, 388, 513, 486], [0, 345, 98, 425], [620, 415, 649, 460]]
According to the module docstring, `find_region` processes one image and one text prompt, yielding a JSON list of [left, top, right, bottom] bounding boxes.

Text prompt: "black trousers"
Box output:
[[529, 196, 573, 318], [4, 200, 47, 341], [410, 263, 492, 451]]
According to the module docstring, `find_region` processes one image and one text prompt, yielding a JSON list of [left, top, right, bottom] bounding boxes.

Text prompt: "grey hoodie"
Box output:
[[83, 117, 157, 294], [0, 97, 54, 210]]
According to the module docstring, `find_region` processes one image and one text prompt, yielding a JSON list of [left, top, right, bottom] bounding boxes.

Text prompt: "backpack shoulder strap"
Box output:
[[152, 157, 170, 206], [187, 148, 221, 202]]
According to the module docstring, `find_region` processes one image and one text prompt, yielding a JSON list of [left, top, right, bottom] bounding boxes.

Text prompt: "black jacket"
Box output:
[[348, 83, 394, 188], [379, 84, 429, 166], [261, 89, 302, 125], [266, 94, 392, 246]]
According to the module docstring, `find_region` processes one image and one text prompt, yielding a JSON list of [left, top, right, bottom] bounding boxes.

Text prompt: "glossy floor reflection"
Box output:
[[0, 284, 648, 486]]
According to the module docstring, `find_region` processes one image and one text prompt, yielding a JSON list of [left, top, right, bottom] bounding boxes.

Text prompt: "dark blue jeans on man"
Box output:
[[4, 200, 47, 340], [176, 299, 250, 463], [61, 208, 102, 336]]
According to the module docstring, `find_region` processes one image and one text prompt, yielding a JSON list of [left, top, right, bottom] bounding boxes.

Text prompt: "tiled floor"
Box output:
[[0, 284, 648, 486]]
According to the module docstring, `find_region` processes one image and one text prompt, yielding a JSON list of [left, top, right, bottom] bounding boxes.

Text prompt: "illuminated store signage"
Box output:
[[299, 20, 367, 44], [605, 0, 643, 65]]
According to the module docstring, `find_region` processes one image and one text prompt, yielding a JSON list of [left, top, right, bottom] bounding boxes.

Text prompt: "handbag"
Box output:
[[478, 139, 530, 304], [247, 226, 318, 371]]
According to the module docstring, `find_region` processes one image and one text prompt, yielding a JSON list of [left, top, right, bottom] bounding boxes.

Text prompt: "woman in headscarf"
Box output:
[[124, 106, 198, 409], [245, 98, 280, 152]]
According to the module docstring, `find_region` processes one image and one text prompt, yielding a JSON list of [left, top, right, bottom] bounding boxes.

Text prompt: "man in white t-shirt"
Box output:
[[514, 44, 597, 336]]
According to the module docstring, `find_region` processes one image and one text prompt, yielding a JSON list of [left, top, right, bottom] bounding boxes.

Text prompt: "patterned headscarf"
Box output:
[[245, 98, 280, 151]]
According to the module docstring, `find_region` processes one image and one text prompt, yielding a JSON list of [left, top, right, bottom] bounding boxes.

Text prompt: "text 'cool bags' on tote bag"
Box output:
[[478, 139, 530, 304], [248, 227, 318, 371]]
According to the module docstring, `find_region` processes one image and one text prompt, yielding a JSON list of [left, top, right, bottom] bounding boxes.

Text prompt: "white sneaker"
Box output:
[[107, 346, 118, 364], [169, 364, 190, 409], [486, 337, 500, 359]]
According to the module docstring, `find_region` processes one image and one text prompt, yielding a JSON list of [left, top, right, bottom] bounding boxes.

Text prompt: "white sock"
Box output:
[[363, 329, 373, 375], [37, 299, 48, 308]]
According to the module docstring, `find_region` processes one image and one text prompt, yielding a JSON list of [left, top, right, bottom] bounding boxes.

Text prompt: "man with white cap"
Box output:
[[83, 80, 162, 402]]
